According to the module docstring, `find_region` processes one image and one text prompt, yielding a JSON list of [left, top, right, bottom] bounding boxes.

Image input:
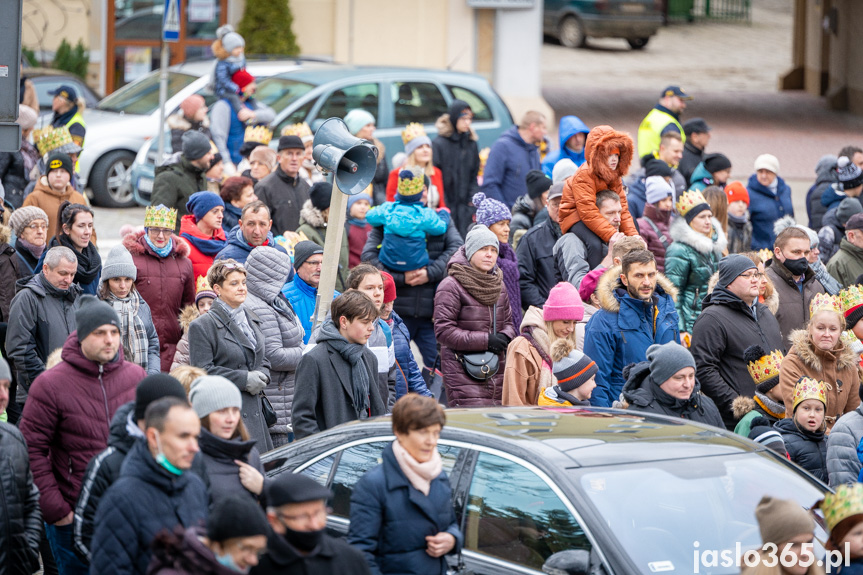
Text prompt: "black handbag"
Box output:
[[261, 392, 277, 427], [456, 304, 499, 382]]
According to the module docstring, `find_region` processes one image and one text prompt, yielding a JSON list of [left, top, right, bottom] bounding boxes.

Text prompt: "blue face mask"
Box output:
[[215, 552, 248, 573], [154, 432, 183, 476]]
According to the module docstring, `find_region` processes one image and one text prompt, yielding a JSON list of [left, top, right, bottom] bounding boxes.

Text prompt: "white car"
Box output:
[[78, 59, 302, 207]]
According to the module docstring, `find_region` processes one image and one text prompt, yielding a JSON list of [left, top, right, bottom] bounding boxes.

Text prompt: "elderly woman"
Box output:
[[189, 259, 272, 452], [247, 145, 277, 184], [99, 245, 160, 375], [617, 341, 724, 427], [179, 191, 228, 279], [38, 201, 101, 294], [219, 175, 257, 234], [244, 247, 304, 448], [9, 206, 48, 279], [434, 225, 517, 407], [778, 293, 861, 432], [348, 394, 462, 575]]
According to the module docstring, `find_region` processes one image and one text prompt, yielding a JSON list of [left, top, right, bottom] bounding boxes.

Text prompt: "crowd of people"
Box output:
[[7, 47, 863, 572]]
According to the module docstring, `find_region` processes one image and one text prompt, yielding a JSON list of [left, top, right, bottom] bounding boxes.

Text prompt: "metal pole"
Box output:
[[156, 42, 170, 162], [312, 178, 348, 330]]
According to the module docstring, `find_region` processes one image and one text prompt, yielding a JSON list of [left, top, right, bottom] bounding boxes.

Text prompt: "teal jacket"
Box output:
[[688, 162, 714, 193]]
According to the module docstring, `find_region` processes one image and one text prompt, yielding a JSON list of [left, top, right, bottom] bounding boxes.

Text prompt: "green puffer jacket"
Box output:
[[664, 216, 728, 333]]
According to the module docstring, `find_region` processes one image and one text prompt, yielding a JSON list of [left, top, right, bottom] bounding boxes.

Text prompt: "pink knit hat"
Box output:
[[543, 282, 585, 322], [578, 268, 607, 302]]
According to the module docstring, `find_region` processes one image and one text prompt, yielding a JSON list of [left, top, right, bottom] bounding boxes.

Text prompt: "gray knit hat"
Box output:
[[101, 245, 137, 281], [182, 130, 211, 161], [464, 225, 499, 261], [646, 341, 696, 387], [717, 254, 756, 289], [216, 25, 245, 53], [189, 375, 242, 418], [9, 206, 49, 237], [837, 197, 863, 226], [551, 340, 597, 392], [75, 295, 120, 341], [0, 356, 11, 382]]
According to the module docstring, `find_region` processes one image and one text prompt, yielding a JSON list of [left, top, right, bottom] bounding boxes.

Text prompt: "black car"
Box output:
[[544, 0, 664, 50], [25, 68, 101, 113], [263, 407, 829, 575]]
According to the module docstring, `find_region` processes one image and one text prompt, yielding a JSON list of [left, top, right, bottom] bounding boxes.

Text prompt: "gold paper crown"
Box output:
[[756, 248, 773, 264], [195, 276, 213, 295], [810, 293, 843, 317], [401, 123, 427, 145], [841, 285, 863, 316], [675, 189, 709, 217], [792, 376, 827, 411], [244, 125, 273, 145], [818, 484, 863, 533], [35, 126, 79, 157], [478, 147, 490, 177], [280, 122, 313, 142], [144, 204, 178, 229], [747, 349, 784, 385], [842, 330, 859, 350], [397, 166, 425, 197]]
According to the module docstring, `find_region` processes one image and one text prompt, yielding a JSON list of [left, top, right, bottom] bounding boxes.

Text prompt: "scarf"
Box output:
[[55, 235, 101, 284], [106, 289, 149, 370], [181, 228, 227, 256], [448, 263, 502, 306], [18, 237, 45, 260], [52, 105, 79, 128], [144, 235, 173, 258], [317, 319, 370, 417], [214, 298, 257, 347], [391, 439, 442, 496], [347, 216, 368, 227]]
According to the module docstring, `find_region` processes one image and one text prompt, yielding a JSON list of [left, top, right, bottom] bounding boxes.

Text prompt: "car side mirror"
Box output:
[[542, 550, 591, 575]]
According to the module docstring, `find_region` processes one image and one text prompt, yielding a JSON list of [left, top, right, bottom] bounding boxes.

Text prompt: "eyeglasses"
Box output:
[[147, 228, 172, 237], [304, 259, 323, 267], [738, 272, 764, 281], [26, 223, 48, 231]]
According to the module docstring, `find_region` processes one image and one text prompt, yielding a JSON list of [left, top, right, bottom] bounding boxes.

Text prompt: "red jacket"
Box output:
[[179, 214, 227, 280], [19, 333, 142, 523], [123, 230, 196, 371]]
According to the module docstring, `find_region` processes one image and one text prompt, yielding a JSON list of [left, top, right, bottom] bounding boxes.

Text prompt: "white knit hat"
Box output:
[[101, 245, 137, 281]]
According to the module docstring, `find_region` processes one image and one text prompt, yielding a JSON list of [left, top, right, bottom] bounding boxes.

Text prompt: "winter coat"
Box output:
[[198, 429, 264, 504], [732, 392, 786, 438], [747, 173, 794, 250], [433, 247, 517, 407], [727, 212, 753, 254], [636, 203, 673, 272], [170, 306, 198, 371], [385, 166, 447, 208], [0, 150, 28, 209], [625, 167, 686, 221], [818, 206, 845, 264], [22, 178, 88, 242], [690, 286, 785, 429], [828, 238, 863, 288], [365, 200, 449, 273], [252, 527, 371, 575], [14, 237, 41, 281], [778, 329, 860, 432], [222, 202, 242, 235], [688, 162, 716, 193], [664, 216, 727, 333], [150, 155, 208, 230], [516, 216, 562, 309], [618, 361, 724, 428], [553, 225, 606, 289], [347, 442, 462, 575], [167, 113, 210, 154], [541, 115, 590, 176], [480, 125, 540, 208], [0, 226, 20, 321], [774, 418, 827, 482], [807, 156, 838, 230], [189, 301, 273, 452], [678, 140, 704, 185], [827, 405, 863, 486], [391, 311, 432, 398], [498, 241, 522, 328], [244, 248, 304, 437], [765, 260, 826, 350], [19, 334, 142, 524], [503, 306, 557, 406], [291, 337, 386, 439], [215, 225, 288, 266], [6, 273, 81, 402], [90, 439, 208, 575], [432, 114, 480, 238], [296, 200, 350, 291], [583, 265, 680, 407], [559, 125, 638, 240], [179, 214, 226, 280], [348, 219, 372, 268], [124, 230, 196, 372], [147, 526, 237, 575], [0, 421, 42, 575], [254, 166, 311, 236]]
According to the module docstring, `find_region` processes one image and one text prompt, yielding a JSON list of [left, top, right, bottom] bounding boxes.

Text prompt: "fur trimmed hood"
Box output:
[[178, 305, 199, 333], [166, 112, 209, 131], [669, 216, 728, 256], [788, 328, 859, 373], [584, 125, 634, 185], [595, 264, 678, 313], [707, 271, 779, 314], [211, 38, 229, 60], [122, 229, 191, 258], [435, 113, 478, 141], [0, 224, 11, 245], [732, 395, 756, 420], [298, 199, 326, 229]]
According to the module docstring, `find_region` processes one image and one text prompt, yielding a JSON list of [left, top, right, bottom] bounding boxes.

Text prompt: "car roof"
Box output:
[[266, 64, 492, 86], [170, 58, 311, 77]]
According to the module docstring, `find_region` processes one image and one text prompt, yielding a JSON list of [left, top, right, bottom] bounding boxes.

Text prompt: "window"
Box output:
[[447, 86, 493, 122], [276, 98, 318, 136], [392, 82, 448, 126], [298, 454, 336, 486], [318, 83, 379, 123], [97, 72, 198, 115], [464, 453, 590, 570], [256, 78, 318, 114]]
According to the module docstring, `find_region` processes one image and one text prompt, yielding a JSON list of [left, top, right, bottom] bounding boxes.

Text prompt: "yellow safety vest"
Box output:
[[637, 107, 684, 159], [63, 110, 86, 149]]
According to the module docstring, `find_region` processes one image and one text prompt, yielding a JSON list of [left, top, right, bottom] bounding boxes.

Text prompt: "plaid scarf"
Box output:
[[106, 289, 149, 370]]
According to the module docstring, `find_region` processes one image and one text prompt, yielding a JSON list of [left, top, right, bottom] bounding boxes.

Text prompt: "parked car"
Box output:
[[25, 68, 102, 113], [543, 0, 663, 50], [77, 59, 302, 208], [261, 407, 829, 575]]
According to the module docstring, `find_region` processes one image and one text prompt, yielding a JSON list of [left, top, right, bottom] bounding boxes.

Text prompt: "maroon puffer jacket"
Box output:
[[19, 333, 143, 524], [433, 247, 517, 407], [123, 230, 196, 372], [636, 203, 673, 273]]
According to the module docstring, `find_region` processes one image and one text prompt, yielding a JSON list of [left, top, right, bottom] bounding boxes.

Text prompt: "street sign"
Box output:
[[163, 0, 180, 42]]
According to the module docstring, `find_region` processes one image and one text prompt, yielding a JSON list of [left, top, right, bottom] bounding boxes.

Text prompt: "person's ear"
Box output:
[[619, 273, 628, 287]]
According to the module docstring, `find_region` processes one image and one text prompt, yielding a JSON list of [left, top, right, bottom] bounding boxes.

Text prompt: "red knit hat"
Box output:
[[382, 271, 396, 304], [543, 282, 585, 322], [725, 180, 749, 206], [232, 69, 255, 92]]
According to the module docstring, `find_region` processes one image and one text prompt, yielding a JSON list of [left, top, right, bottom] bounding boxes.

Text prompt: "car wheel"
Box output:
[[89, 150, 136, 208], [558, 16, 586, 49], [628, 37, 650, 50]]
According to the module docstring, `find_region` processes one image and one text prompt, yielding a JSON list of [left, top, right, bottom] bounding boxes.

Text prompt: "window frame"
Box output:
[[390, 80, 449, 127]]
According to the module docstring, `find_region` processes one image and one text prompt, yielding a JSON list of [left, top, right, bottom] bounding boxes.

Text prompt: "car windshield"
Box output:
[[577, 453, 827, 574], [97, 72, 197, 115], [255, 77, 317, 112]]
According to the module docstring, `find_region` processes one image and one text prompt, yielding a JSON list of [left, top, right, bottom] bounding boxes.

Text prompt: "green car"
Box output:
[[544, 0, 664, 50]]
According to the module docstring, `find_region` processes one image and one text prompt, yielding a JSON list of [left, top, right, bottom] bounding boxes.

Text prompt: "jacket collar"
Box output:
[[668, 216, 727, 256], [209, 299, 260, 353], [276, 166, 301, 186], [60, 331, 125, 377], [595, 265, 678, 314], [198, 428, 256, 462], [840, 238, 863, 257], [788, 328, 858, 373], [381, 443, 446, 527], [769, 257, 815, 284], [654, 104, 680, 121], [264, 526, 337, 565], [121, 438, 193, 493], [292, 275, 317, 297]]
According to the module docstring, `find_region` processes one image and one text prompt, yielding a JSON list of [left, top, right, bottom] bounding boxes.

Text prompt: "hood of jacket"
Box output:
[[107, 401, 142, 453], [595, 264, 678, 313], [748, 174, 788, 198], [166, 112, 209, 132], [499, 125, 539, 155], [706, 270, 779, 314], [60, 331, 128, 378], [511, 194, 537, 218], [558, 115, 590, 150], [584, 125, 633, 184], [123, 229, 191, 259], [621, 360, 707, 411], [518, 305, 552, 356], [180, 214, 227, 242], [33, 177, 77, 200], [700, 284, 760, 316], [178, 305, 199, 332], [815, 155, 838, 186], [669, 215, 728, 256], [299, 199, 326, 228], [689, 162, 713, 186], [772, 215, 799, 239], [246, 245, 293, 302], [839, 237, 863, 258], [435, 113, 478, 141], [16, 272, 82, 302], [788, 328, 858, 373], [155, 155, 204, 178]]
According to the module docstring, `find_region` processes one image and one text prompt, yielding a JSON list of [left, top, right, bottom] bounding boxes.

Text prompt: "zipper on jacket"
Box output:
[[98, 366, 110, 432]]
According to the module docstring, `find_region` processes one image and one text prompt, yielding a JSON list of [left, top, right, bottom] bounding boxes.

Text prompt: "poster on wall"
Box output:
[[124, 46, 152, 83], [189, 0, 216, 22]]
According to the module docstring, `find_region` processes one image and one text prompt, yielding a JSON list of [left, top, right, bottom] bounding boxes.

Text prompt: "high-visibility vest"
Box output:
[[62, 110, 86, 148], [637, 107, 684, 159]]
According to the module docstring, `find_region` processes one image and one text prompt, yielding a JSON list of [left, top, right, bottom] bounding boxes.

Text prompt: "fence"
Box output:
[[667, 0, 751, 23]]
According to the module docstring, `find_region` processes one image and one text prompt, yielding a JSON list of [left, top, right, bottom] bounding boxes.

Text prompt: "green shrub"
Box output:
[[53, 39, 89, 79], [238, 0, 300, 57]]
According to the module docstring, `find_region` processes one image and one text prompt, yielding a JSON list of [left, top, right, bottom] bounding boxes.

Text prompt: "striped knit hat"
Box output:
[[551, 340, 597, 392]]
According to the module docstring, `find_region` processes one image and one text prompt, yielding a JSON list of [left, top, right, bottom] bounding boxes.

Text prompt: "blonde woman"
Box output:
[[386, 123, 446, 209]]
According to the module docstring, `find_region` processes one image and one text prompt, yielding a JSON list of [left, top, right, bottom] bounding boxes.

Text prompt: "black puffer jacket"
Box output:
[[774, 417, 827, 482], [0, 422, 42, 575], [0, 151, 27, 209], [516, 216, 562, 309], [197, 428, 264, 506], [432, 113, 480, 238]]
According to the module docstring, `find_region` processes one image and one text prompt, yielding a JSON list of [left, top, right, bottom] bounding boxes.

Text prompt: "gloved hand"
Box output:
[[487, 332, 511, 354], [245, 371, 268, 395]]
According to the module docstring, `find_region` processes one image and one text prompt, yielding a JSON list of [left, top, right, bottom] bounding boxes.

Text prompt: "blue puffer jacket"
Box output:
[[481, 125, 541, 207], [391, 311, 431, 399], [89, 439, 208, 575], [366, 202, 450, 271], [541, 115, 590, 176], [583, 265, 680, 408], [688, 162, 714, 193], [215, 225, 289, 266], [282, 275, 337, 345], [747, 173, 794, 250], [348, 443, 462, 575]]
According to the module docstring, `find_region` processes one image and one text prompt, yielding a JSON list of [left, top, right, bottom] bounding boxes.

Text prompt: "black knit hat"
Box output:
[[75, 295, 120, 342], [267, 473, 332, 506], [309, 182, 331, 211], [525, 170, 552, 200], [293, 240, 323, 270], [645, 158, 674, 178], [703, 153, 732, 174], [46, 152, 74, 177], [207, 495, 269, 542], [134, 374, 187, 422]]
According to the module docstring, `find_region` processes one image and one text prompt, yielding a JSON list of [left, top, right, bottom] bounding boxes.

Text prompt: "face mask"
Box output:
[[215, 552, 248, 573], [281, 522, 325, 552], [154, 432, 183, 476], [783, 256, 809, 276]]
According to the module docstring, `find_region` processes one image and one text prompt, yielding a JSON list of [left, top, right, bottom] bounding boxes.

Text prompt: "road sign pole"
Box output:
[[156, 42, 170, 162]]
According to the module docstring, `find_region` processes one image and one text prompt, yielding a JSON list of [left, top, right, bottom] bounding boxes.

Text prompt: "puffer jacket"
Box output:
[[480, 125, 541, 208], [748, 173, 794, 250], [806, 155, 838, 230], [170, 306, 199, 371], [0, 422, 42, 575], [433, 246, 517, 406], [244, 247, 304, 438], [432, 114, 480, 238], [296, 200, 349, 292], [391, 311, 432, 399], [509, 194, 548, 246], [664, 216, 727, 333], [0, 225, 20, 322], [124, 230, 196, 372], [688, 163, 716, 193], [765, 259, 825, 350], [198, 429, 264, 505], [559, 125, 638, 240], [150, 155, 207, 230], [516, 216, 562, 309], [774, 418, 827, 482], [618, 361, 724, 428], [636, 203, 673, 272], [541, 115, 590, 175], [365, 200, 449, 273], [214, 225, 289, 266], [503, 306, 556, 406], [828, 238, 863, 288], [827, 406, 863, 486], [19, 333, 143, 524], [498, 241, 522, 329]]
